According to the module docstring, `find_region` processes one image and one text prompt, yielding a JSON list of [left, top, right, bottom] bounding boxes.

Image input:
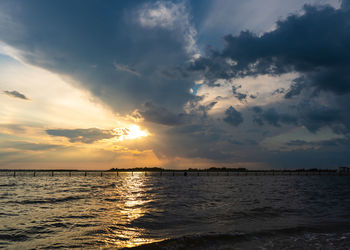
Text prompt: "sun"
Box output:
[[114, 125, 148, 141], [126, 125, 148, 139]]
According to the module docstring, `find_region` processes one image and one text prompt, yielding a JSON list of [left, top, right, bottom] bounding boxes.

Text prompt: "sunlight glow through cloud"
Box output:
[[114, 125, 149, 141]]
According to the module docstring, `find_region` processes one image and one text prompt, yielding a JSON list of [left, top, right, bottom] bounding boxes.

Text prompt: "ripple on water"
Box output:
[[0, 175, 349, 249]]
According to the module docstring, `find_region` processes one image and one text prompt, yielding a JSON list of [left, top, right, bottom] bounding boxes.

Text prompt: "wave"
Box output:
[[0, 183, 16, 187], [246, 206, 300, 218], [90, 183, 117, 189], [123, 225, 350, 250], [58, 214, 95, 219], [0, 233, 29, 242], [15, 195, 86, 205], [0, 212, 18, 217]]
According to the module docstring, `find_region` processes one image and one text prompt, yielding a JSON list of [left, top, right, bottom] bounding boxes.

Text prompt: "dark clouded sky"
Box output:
[[0, 0, 349, 169]]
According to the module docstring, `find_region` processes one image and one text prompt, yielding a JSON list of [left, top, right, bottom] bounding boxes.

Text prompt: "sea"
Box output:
[[0, 171, 350, 249]]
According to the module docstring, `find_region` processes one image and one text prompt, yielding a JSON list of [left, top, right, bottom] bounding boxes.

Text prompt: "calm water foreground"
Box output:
[[0, 173, 350, 249]]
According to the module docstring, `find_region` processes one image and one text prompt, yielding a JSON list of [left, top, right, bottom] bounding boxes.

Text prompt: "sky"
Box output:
[[0, 0, 349, 170]]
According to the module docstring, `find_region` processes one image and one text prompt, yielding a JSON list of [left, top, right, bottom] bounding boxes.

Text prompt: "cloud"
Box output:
[[285, 139, 309, 146], [283, 139, 349, 147], [232, 85, 247, 102], [139, 102, 190, 126], [200, 0, 340, 47], [284, 76, 305, 99], [223, 106, 243, 126], [113, 63, 140, 76], [0, 1, 197, 114], [190, 0, 350, 136], [1, 0, 350, 169], [298, 103, 342, 133], [272, 88, 285, 95], [46, 128, 116, 144], [151, 122, 241, 161], [2, 141, 63, 151], [138, 0, 199, 57], [192, 2, 350, 95], [139, 1, 183, 28], [0, 124, 26, 133], [253, 107, 298, 127], [3, 90, 29, 100]]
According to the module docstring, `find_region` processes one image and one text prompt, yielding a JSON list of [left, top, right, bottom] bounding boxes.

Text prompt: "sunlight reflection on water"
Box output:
[[101, 173, 161, 248]]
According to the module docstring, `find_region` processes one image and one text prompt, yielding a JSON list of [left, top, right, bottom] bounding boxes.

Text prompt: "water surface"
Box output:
[[0, 172, 349, 249]]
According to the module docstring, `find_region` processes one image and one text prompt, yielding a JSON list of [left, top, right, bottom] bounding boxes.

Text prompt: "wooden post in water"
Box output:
[[85, 172, 87, 177], [13, 171, 16, 177], [51, 171, 54, 177], [100, 172, 103, 177], [132, 171, 133, 176], [33, 171, 36, 177], [116, 171, 119, 177], [69, 171, 71, 177]]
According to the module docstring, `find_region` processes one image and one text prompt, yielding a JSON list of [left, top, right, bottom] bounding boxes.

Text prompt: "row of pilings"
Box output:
[[1, 170, 349, 177]]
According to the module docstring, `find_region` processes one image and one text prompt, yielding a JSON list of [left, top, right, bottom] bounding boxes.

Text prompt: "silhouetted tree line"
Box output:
[[109, 167, 164, 172]]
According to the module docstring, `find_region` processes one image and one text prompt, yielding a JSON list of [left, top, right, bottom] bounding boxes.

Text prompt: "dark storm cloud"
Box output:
[[223, 106, 243, 126], [3, 90, 29, 100], [285, 140, 309, 146], [113, 63, 140, 77], [251, 99, 350, 139], [140, 102, 190, 126], [284, 77, 305, 99], [251, 106, 263, 113], [46, 128, 115, 144], [253, 107, 298, 127], [297, 103, 342, 133], [251, 101, 346, 133], [197, 101, 217, 118], [190, 0, 350, 137], [153, 123, 243, 161], [159, 66, 190, 80], [232, 85, 247, 102], [285, 138, 350, 147], [0, 0, 195, 114], [249, 94, 257, 99], [140, 101, 217, 125], [191, 1, 350, 95], [271, 88, 285, 95]]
